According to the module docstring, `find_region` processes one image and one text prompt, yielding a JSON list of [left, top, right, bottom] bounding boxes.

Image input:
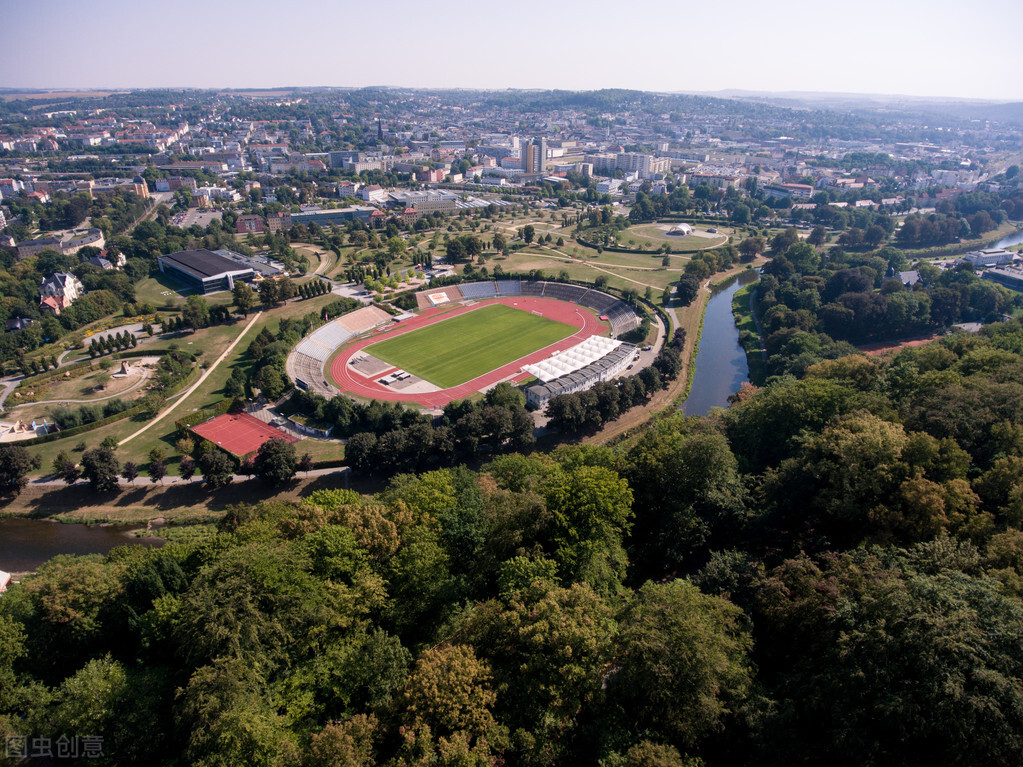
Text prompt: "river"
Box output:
[[682, 270, 759, 416], [992, 228, 1023, 250], [0, 517, 163, 573]]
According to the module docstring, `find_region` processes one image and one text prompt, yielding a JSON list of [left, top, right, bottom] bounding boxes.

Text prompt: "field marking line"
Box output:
[[118, 311, 264, 447]]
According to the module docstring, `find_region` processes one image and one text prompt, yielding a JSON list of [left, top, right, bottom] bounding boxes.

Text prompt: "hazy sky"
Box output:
[[2, 0, 1021, 100]]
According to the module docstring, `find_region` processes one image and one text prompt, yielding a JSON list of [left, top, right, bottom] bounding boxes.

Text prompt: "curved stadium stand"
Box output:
[[458, 281, 498, 300], [409, 280, 643, 335], [495, 280, 521, 296], [285, 307, 391, 397], [520, 281, 546, 297]]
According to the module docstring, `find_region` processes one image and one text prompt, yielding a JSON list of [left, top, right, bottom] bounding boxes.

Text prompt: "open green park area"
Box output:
[[21, 293, 343, 480], [364, 303, 576, 388], [492, 246, 683, 294], [623, 222, 732, 251], [134, 272, 235, 309]]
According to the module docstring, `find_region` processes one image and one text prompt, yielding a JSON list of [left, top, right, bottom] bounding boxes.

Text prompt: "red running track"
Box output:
[[328, 297, 609, 409]]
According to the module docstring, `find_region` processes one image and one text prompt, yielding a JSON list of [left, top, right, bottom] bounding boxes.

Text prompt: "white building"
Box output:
[[359, 185, 387, 203]]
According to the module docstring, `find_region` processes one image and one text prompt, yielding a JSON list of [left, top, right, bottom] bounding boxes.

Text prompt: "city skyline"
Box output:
[[2, 0, 1022, 101]]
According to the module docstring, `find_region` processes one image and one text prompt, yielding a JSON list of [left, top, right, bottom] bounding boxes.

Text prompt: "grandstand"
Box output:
[[286, 307, 391, 397], [524, 339, 637, 409], [416, 286, 465, 310], [496, 280, 521, 296], [409, 280, 642, 337], [522, 335, 623, 381], [338, 306, 393, 334], [543, 282, 588, 302], [578, 290, 618, 313], [458, 281, 499, 300], [608, 304, 642, 334], [520, 281, 546, 297]]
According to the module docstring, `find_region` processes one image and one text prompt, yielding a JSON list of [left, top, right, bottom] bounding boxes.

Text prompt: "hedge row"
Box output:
[[175, 397, 244, 432], [575, 236, 672, 255], [17, 359, 96, 390], [18, 400, 152, 446]]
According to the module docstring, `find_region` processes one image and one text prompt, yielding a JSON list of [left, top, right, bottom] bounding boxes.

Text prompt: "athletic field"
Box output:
[[365, 304, 576, 388]]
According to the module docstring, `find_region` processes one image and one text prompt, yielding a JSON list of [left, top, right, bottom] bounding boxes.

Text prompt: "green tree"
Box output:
[[464, 581, 616, 755], [259, 279, 280, 308], [199, 450, 234, 489], [445, 238, 467, 263], [522, 225, 535, 244], [182, 295, 210, 331], [753, 550, 1023, 767], [542, 464, 633, 591], [253, 364, 288, 400], [80, 446, 121, 493], [0, 444, 33, 495], [608, 580, 753, 749], [397, 644, 499, 744], [253, 438, 297, 486], [233, 282, 256, 316]]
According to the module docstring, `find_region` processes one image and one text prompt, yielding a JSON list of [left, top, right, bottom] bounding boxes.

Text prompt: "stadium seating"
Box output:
[[338, 306, 391, 334], [496, 280, 521, 296], [295, 338, 334, 363], [521, 281, 546, 297], [306, 321, 353, 355], [459, 281, 498, 300], [543, 283, 587, 303], [579, 290, 619, 313]]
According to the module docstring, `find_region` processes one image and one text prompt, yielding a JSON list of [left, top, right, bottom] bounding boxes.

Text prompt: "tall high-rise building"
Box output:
[[523, 138, 547, 173]]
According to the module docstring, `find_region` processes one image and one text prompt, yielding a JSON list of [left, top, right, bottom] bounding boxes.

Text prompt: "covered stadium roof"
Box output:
[[522, 335, 622, 382]]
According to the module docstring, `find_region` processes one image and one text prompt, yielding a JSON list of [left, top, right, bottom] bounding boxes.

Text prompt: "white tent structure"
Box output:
[[0, 570, 11, 593], [522, 336, 622, 382]]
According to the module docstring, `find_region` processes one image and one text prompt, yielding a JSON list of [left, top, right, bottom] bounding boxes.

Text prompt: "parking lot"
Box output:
[[171, 209, 223, 229]]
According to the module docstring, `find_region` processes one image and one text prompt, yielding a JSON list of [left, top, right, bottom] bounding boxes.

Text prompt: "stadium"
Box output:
[[286, 280, 643, 411]]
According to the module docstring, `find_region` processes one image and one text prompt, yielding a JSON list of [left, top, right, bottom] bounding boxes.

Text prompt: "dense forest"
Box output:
[[4, 315, 1023, 764]]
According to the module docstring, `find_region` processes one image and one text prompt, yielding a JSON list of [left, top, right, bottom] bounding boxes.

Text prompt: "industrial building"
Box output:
[[157, 249, 257, 294]]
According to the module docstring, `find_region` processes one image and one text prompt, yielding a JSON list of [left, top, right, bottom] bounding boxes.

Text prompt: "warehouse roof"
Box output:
[[159, 249, 252, 279]]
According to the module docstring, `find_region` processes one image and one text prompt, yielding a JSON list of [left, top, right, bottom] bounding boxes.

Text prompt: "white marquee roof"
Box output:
[[522, 336, 621, 382]]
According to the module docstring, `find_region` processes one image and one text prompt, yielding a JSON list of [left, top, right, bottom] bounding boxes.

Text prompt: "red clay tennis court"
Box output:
[[190, 412, 298, 457]]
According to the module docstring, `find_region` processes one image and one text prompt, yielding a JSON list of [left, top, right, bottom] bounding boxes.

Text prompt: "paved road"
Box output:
[[28, 464, 349, 488]]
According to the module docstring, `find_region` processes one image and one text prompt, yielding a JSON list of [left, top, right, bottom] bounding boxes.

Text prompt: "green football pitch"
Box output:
[[365, 304, 576, 388]]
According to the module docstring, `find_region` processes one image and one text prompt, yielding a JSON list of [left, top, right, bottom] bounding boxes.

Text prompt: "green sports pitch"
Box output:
[[365, 304, 576, 388]]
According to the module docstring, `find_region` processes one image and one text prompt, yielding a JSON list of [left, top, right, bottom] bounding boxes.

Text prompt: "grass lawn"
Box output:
[[365, 304, 576, 388], [23, 294, 343, 477], [135, 273, 235, 310], [493, 250, 680, 293], [625, 223, 732, 251], [732, 282, 767, 385]]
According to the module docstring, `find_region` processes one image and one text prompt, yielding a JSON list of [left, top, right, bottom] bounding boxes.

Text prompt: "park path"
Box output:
[[29, 464, 348, 488], [7, 368, 150, 408], [118, 311, 263, 447]]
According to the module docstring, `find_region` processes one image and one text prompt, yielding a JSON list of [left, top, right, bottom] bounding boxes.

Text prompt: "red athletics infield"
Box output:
[[191, 412, 298, 457], [328, 296, 609, 409]]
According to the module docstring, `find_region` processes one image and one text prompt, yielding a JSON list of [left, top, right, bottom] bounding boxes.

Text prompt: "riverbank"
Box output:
[[733, 282, 767, 385], [0, 472, 352, 525], [583, 258, 765, 446]]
